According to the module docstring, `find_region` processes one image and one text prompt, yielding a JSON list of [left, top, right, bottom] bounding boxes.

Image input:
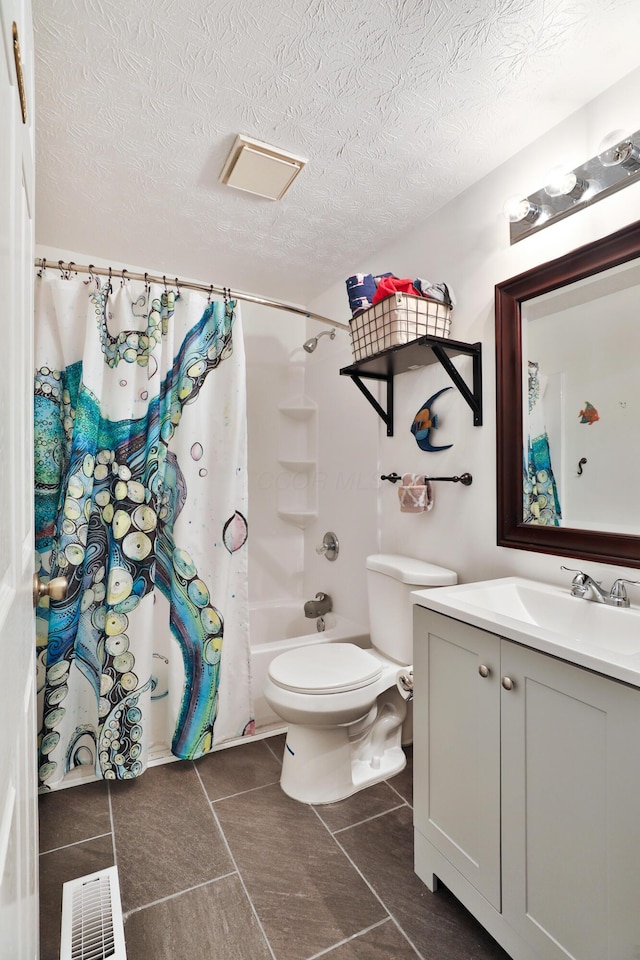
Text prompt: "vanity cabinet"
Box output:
[[413, 606, 640, 960]]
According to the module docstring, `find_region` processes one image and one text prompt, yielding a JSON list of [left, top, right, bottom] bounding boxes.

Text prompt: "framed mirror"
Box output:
[[496, 218, 640, 567]]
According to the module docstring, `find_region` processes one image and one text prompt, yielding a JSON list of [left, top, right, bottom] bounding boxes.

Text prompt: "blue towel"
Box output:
[[346, 272, 392, 317]]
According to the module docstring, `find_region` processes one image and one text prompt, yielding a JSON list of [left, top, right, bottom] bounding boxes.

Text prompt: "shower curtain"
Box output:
[[34, 272, 251, 792], [523, 360, 561, 525]]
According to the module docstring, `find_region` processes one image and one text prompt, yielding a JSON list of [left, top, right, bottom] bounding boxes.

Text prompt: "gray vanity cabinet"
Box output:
[[413, 605, 640, 960]]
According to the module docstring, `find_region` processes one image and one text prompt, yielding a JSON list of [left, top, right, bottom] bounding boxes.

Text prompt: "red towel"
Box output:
[[371, 276, 421, 304]]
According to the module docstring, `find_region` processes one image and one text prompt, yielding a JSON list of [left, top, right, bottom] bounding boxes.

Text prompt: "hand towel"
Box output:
[[398, 473, 434, 513]]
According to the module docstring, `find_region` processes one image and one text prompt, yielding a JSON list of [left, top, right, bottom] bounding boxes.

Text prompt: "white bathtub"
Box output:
[[250, 602, 370, 731]]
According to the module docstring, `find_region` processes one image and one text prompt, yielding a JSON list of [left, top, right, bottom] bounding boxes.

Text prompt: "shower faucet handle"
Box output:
[[316, 531, 339, 561]]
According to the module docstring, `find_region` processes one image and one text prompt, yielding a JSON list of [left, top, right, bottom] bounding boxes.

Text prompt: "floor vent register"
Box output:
[[59, 866, 127, 960]]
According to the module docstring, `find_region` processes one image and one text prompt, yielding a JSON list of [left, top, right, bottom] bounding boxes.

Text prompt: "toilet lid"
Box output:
[[268, 643, 383, 694]]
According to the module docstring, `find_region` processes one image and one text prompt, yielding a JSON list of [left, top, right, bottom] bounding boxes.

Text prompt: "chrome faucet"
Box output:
[[561, 566, 639, 608], [304, 592, 333, 618]]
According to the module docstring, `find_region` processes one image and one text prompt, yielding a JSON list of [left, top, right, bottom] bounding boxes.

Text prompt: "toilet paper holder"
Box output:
[[397, 671, 414, 701]]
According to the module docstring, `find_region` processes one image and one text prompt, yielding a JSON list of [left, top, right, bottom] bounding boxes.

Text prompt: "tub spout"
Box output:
[[304, 592, 332, 618]]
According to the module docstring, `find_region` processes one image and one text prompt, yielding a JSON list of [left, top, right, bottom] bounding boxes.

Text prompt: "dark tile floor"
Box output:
[[38, 737, 511, 960]]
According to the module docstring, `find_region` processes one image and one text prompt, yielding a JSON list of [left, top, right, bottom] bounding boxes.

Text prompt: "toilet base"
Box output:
[[279, 690, 407, 804]]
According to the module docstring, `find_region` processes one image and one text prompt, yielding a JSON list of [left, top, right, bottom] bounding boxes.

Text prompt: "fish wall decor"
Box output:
[[579, 401, 600, 425], [411, 386, 453, 452]]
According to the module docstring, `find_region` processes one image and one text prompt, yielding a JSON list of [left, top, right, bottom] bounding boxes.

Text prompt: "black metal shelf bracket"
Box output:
[[350, 373, 394, 436], [340, 338, 482, 437], [431, 344, 483, 427]]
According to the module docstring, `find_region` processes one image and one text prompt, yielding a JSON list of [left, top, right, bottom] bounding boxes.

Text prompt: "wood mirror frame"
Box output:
[[495, 217, 640, 568]]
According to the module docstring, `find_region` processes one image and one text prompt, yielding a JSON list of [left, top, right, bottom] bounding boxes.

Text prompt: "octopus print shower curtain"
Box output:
[[34, 272, 251, 792]]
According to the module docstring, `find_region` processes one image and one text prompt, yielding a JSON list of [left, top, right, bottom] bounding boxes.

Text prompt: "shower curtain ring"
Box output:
[[88, 264, 95, 284], [175, 277, 180, 297], [163, 275, 168, 293], [37, 257, 46, 277], [107, 266, 113, 294], [121, 268, 128, 287], [58, 260, 65, 279], [207, 285, 213, 303], [144, 272, 150, 295], [68, 261, 76, 277]]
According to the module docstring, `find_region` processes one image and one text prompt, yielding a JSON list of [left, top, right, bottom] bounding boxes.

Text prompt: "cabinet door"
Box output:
[[501, 641, 640, 960], [413, 608, 501, 909]]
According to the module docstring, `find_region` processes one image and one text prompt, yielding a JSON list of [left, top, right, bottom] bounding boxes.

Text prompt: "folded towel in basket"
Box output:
[[398, 473, 434, 513], [345, 272, 393, 317], [414, 279, 456, 308], [372, 276, 421, 304]]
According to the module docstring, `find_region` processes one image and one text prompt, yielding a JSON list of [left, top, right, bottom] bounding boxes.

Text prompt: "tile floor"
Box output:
[[38, 736, 511, 960]]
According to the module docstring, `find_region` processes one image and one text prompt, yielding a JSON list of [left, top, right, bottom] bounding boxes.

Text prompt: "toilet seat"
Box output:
[[268, 643, 383, 694]]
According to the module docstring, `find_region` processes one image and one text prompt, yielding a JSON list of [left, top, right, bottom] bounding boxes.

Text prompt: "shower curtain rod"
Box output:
[[34, 258, 349, 331]]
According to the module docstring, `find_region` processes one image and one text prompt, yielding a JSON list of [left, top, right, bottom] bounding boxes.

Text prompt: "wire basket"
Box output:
[[349, 293, 451, 362]]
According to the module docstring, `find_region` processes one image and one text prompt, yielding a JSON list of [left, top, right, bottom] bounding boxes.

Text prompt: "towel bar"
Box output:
[[381, 472, 472, 486]]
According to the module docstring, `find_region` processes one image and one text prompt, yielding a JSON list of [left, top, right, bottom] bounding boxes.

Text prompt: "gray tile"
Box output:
[[38, 780, 112, 853], [389, 746, 413, 805], [124, 874, 272, 960], [39, 834, 114, 960], [338, 806, 510, 960], [195, 739, 282, 800], [314, 781, 404, 833], [110, 762, 233, 913], [321, 919, 420, 959], [215, 783, 386, 960], [264, 732, 286, 762]]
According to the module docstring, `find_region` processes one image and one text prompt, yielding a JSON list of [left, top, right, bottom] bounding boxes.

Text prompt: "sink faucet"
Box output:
[[304, 592, 332, 618], [561, 566, 639, 608]]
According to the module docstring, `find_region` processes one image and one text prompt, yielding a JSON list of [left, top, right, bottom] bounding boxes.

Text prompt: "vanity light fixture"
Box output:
[[544, 167, 589, 200], [505, 125, 640, 244], [503, 196, 542, 224], [597, 130, 640, 171]]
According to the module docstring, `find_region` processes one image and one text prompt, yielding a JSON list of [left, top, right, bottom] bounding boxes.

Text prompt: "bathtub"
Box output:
[[250, 602, 370, 731]]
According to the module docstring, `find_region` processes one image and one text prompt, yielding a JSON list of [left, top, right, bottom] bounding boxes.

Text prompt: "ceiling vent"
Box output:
[[219, 135, 307, 200]]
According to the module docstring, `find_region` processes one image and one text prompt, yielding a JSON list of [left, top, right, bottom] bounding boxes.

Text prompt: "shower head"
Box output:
[[302, 328, 336, 353]]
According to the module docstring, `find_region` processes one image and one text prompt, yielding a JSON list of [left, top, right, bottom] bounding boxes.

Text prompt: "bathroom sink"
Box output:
[[412, 576, 640, 688]]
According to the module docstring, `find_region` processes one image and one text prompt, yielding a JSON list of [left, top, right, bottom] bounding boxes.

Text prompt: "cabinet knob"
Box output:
[[501, 676, 514, 691], [33, 573, 68, 608], [478, 664, 490, 678]]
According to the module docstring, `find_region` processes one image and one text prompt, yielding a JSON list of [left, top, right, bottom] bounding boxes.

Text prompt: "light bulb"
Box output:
[[503, 195, 541, 224], [598, 130, 640, 171], [544, 167, 588, 200]]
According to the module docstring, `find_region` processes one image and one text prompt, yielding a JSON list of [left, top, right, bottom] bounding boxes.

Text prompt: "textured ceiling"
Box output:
[[33, 0, 640, 306]]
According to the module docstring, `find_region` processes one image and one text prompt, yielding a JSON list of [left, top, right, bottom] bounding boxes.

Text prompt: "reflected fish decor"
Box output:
[[579, 401, 600, 425], [411, 386, 453, 452]]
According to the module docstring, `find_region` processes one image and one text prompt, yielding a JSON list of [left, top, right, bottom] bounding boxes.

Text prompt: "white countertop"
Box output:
[[412, 576, 640, 689]]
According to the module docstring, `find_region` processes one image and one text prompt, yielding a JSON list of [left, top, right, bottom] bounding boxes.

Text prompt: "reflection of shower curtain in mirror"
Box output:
[[34, 273, 251, 793], [524, 361, 561, 525]]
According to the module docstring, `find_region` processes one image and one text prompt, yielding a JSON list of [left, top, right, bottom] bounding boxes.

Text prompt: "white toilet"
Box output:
[[263, 554, 457, 803]]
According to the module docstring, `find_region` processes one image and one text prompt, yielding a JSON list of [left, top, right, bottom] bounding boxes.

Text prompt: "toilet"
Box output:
[[263, 554, 457, 803]]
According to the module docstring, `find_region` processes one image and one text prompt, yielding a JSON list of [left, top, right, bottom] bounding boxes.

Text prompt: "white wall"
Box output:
[[307, 64, 640, 619], [301, 326, 379, 624]]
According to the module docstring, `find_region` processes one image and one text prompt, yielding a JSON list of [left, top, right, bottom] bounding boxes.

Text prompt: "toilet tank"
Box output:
[[366, 554, 457, 663]]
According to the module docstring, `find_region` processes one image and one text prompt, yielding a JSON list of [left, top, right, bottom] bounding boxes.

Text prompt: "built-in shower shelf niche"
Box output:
[[277, 395, 318, 527], [277, 399, 317, 420], [278, 459, 316, 471], [276, 510, 318, 528]]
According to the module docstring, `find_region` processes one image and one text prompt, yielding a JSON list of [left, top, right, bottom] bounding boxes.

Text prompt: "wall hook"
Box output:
[[577, 457, 588, 476]]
